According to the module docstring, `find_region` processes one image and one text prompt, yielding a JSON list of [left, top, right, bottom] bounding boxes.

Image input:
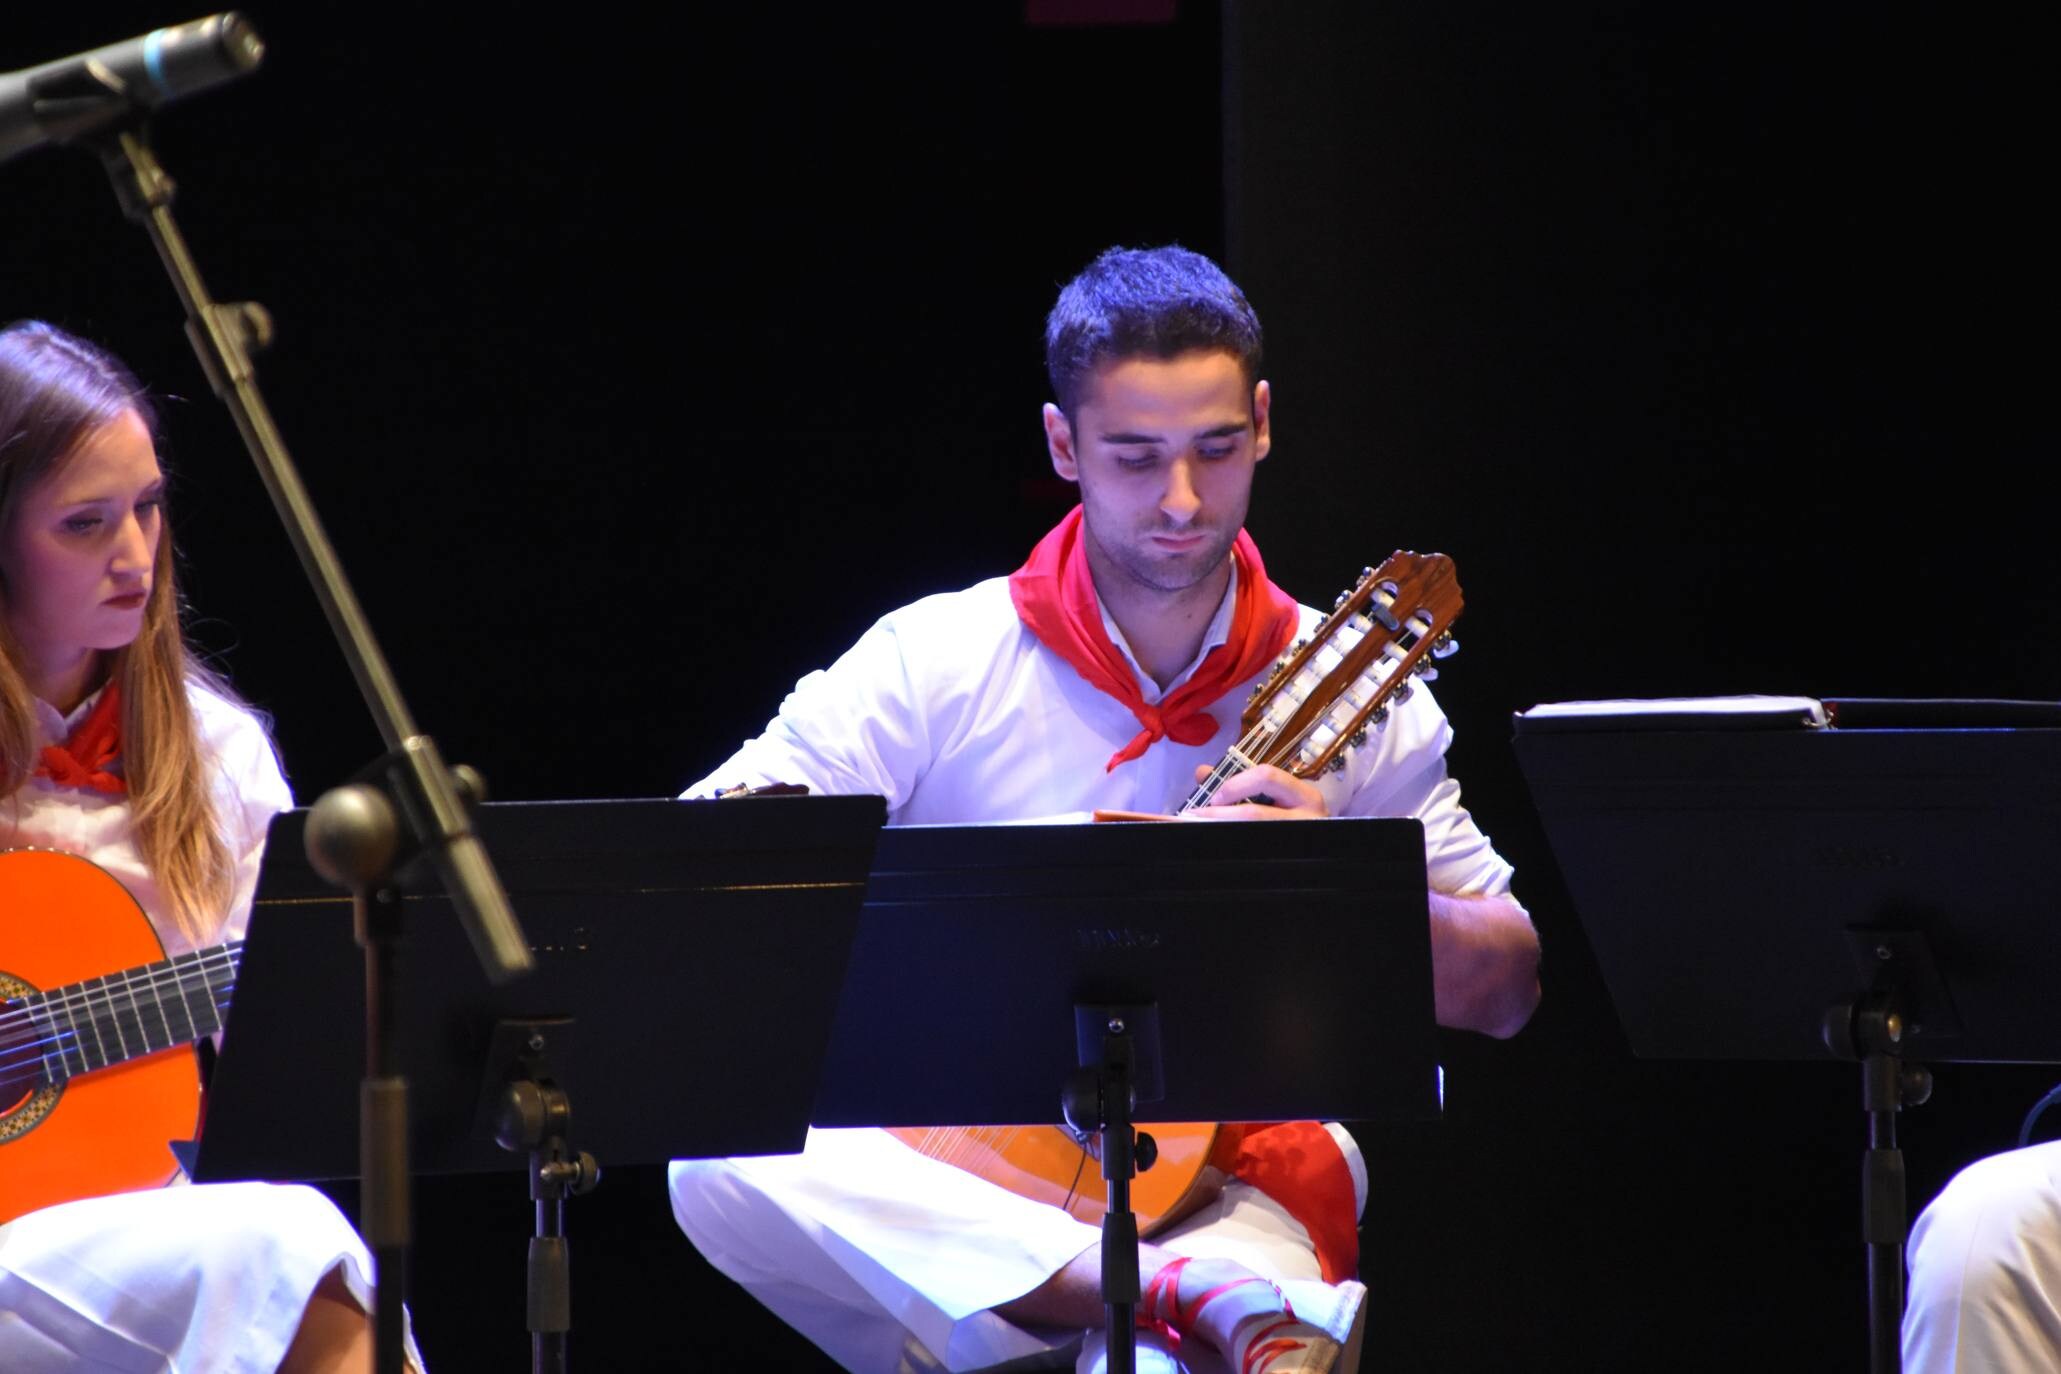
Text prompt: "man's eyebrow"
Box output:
[[1098, 422, 1249, 444]]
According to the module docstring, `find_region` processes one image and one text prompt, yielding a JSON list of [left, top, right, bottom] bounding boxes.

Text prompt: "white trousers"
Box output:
[[0, 1181, 423, 1373], [670, 1127, 1364, 1374], [1904, 1139, 2061, 1373]]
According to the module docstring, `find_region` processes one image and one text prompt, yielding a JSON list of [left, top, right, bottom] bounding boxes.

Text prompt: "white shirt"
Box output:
[[687, 573, 1515, 898], [5, 680, 293, 956]]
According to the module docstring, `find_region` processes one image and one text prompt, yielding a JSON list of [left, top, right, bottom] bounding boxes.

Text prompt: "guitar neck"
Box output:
[[1180, 753, 1251, 812], [1179, 552, 1462, 814], [21, 941, 241, 1086]]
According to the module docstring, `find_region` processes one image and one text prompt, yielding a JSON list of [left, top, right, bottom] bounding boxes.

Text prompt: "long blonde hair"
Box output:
[[0, 321, 245, 945]]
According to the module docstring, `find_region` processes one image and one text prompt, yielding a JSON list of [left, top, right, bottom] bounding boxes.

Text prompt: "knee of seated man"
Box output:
[[667, 1159, 767, 1260]]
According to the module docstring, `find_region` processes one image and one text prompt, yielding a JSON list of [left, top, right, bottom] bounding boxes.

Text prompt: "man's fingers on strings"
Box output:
[[1185, 763, 1327, 820]]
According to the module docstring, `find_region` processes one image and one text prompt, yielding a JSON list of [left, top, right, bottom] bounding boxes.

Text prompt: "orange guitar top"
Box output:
[[0, 849, 215, 1225]]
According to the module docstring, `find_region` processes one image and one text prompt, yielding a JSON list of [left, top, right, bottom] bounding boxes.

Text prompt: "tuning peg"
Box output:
[[1328, 754, 1348, 774], [1413, 661, 1438, 680], [1349, 727, 1369, 748], [1361, 566, 1375, 580], [1369, 704, 1390, 727], [1333, 591, 1351, 610], [1431, 632, 1458, 659], [1391, 682, 1414, 704]]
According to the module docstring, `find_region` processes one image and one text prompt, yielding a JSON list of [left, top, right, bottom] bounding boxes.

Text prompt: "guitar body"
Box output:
[[0, 849, 201, 1226], [886, 1123, 1220, 1233]]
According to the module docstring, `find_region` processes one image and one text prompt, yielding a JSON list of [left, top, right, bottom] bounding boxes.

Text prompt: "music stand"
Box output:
[[808, 816, 1442, 1372], [194, 794, 884, 1371], [1512, 697, 2061, 1374]]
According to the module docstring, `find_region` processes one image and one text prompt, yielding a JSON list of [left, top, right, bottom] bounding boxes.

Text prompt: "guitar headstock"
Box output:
[[1239, 551, 1463, 780]]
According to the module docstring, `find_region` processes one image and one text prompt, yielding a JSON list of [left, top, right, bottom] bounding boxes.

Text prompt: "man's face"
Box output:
[[1043, 349, 1271, 598]]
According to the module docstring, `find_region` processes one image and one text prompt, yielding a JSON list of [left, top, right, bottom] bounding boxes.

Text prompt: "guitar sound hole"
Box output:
[[0, 980, 45, 1116], [1, 1051, 47, 1121]]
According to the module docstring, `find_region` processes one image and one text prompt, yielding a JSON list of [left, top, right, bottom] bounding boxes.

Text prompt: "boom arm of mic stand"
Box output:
[[91, 121, 533, 984]]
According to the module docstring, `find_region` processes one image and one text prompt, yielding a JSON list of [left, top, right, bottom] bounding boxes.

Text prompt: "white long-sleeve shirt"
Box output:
[[686, 572, 1514, 899]]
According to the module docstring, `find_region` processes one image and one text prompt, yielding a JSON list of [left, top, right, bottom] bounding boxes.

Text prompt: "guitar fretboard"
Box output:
[[1181, 576, 1439, 812], [29, 941, 241, 1086]]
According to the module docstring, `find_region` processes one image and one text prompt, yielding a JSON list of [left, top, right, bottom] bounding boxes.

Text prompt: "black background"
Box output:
[[5, 4, 2057, 1370]]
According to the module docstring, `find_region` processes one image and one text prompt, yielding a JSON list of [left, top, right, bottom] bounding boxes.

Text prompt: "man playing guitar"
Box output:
[[671, 246, 1539, 1374]]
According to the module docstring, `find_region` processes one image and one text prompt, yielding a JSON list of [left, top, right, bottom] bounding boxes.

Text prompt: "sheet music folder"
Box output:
[[1513, 696, 2061, 1064], [810, 816, 1442, 1128], [193, 795, 883, 1183]]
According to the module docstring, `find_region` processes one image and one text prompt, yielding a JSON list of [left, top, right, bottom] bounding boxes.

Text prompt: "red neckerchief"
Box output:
[[1008, 505, 1301, 772], [35, 680, 127, 795], [1211, 1122, 1362, 1282]]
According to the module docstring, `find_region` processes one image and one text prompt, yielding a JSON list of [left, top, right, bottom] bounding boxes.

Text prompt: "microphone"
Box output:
[[1, 13, 264, 166]]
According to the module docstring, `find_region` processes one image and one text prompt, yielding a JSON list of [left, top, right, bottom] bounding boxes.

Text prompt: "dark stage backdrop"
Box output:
[[3, 4, 2056, 1371]]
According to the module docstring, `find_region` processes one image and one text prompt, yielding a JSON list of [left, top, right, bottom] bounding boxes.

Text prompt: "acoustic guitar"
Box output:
[[0, 848, 238, 1226], [890, 551, 1465, 1230]]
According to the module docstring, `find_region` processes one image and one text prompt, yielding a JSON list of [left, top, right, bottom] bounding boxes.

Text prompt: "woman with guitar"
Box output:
[[0, 322, 422, 1372]]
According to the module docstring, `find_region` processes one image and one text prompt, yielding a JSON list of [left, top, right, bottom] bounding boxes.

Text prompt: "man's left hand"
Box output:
[[1183, 763, 1329, 820]]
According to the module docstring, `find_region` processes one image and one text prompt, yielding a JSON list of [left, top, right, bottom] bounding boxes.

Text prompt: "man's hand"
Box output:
[[1429, 890, 1541, 1038], [1182, 763, 1330, 820]]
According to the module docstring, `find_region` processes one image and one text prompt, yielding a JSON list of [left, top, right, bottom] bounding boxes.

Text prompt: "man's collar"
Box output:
[[1092, 562, 1242, 705]]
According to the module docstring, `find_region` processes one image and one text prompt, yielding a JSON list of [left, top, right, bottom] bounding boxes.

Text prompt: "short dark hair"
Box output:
[[1044, 245, 1263, 417]]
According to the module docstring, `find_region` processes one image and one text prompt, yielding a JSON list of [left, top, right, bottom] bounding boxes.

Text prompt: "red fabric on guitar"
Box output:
[[35, 682, 127, 795], [1213, 1122, 1361, 1283], [1008, 505, 1301, 772]]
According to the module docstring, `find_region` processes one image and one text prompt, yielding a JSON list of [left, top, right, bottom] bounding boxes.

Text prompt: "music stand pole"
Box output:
[[1826, 990, 1935, 1374], [82, 115, 534, 1374], [487, 1018, 602, 1374], [357, 885, 411, 1371], [1064, 1006, 1166, 1374]]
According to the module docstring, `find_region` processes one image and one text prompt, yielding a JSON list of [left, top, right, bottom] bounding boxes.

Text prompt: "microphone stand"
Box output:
[[84, 116, 535, 1374]]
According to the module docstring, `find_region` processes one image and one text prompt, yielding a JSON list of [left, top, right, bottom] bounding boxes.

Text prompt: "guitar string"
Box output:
[[0, 952, 238, 1072], [926, 1125, 1023, 1170], [1184, 614, 1433, 811], [909, 1124, 1034, 1174], [0, 962, 238, 1061], [0, 994, 238, 1078], [1183, 662, 1377, 811], [0, 974, 234, 1058], [1183, 599, 1406, 809], [0, 946, 239, 1039], [0, 968, 239, 1062]]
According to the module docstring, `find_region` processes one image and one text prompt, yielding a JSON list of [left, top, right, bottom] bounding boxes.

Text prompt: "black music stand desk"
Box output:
[[812, 815, 1443, 1129], [198, 794, 883, 1179], [192, 794, 883, 1367], [1512, 695, 2061, 1373], [804, 816, 1441, 1374]]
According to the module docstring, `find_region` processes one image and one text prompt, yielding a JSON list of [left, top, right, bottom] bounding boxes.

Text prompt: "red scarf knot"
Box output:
[[1008, 506, 1300, 772], [35, 681, 127, 796]]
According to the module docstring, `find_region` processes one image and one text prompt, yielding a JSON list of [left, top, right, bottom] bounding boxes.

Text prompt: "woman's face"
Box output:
[[1, 408, 164, 679]]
